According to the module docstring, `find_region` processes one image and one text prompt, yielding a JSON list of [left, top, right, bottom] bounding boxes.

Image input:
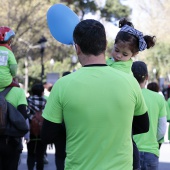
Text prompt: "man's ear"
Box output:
[[75, 44, 81, 55]]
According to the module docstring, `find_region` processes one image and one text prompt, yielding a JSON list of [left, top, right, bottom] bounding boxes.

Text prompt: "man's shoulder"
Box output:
[[0, 87, 27, 107], [7, 87, 25, 97], [109, 67, 136, 80], [0, 87, 22, 91], [11, 87, 25, 92], [0, 46, 11, 54], [144, 89, 165, 102], [0, 46, 15, 56], [144, 89, 160, 96], [0, 46, 8, 51]]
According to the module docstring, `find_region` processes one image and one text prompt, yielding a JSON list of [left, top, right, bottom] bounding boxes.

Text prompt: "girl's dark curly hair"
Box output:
[[115, 18, 156, 54]]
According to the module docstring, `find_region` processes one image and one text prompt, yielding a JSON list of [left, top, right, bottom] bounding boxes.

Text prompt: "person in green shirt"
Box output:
[[107, 18, 156, 170], [41, 19, 149, 170], [0, 26, 19, 88], [166, 98, 170, 141], [147, 82, 168, 149], [132, 61, 167, 170], [0, 86, 28, 170]]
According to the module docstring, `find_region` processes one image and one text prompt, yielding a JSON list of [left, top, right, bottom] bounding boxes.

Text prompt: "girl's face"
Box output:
[[111, 41, 137, 62]]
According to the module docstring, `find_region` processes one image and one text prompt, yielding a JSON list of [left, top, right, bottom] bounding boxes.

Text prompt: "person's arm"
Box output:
[[24, 118, 30, 143], [41, 119, 66, 144], [132, 112, 149, 135], [17, 104, 28, 119], [9, 64, 17, 77], [157, 116, 167, 141]]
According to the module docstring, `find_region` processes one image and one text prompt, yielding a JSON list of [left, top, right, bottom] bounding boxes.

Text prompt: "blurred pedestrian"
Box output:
[[0, 87, 28, 170], [165, 89, 170, 145], [26, 83, 47, 170], [43, 82, 53, 164], [147, 82, 160, 93], [147, 81, 168, 149], [0, 26, 19, 88], [132, 61, 167, 170]]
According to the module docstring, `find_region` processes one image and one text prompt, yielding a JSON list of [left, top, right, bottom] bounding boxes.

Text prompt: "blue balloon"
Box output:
[[47, 4, 80, 45]]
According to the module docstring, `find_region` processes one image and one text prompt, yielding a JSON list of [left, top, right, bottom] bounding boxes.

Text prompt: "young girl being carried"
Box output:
[[107, 18, 156, 74]]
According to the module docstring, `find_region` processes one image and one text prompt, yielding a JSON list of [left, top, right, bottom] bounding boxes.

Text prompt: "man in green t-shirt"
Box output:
[[132, 61, 167, 170], [0, 87, 28, 170], [41, 19, 149, 170]]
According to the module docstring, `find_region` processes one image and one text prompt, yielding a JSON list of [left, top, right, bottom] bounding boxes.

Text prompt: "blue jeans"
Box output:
[[133, 140, 140, 170], [139, 152, 158, 170]]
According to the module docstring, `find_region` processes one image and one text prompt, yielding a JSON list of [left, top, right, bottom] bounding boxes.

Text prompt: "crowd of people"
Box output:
[[0, 17, 170, 170]]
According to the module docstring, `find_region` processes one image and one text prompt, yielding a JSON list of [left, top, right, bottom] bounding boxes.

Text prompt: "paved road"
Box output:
[[18, 144, 56, 170], [18, 143, 170, 170], [158, 142, 170, 170]]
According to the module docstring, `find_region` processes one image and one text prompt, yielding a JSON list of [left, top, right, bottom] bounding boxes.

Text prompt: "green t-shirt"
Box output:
[[0, 46, 17, 88], [44, 95, 49, 100], [167, 99, 170, 121], [106, 57, 133, 74], [43, 66, 147, 170], [133, 89, 167, 157], [167, 99, 170, 140], [0, 87, 27, 108]]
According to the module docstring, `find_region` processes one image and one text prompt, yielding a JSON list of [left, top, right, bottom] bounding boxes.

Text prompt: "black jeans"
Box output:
[[54, 123, 66, 170], [54, 139, 66, 170], [27, 137, 46, 170], [0, 137, 22, 170]]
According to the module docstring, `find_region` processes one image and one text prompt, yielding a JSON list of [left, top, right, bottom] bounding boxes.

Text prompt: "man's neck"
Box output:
[[80, 53, 106, 66]]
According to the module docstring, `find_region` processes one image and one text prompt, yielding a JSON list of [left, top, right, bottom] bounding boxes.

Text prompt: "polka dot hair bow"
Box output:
[[120, 25, 147, 51]]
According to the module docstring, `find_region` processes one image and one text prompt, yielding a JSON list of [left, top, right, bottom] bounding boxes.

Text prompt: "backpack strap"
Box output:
[[0, 87, 13, 97]]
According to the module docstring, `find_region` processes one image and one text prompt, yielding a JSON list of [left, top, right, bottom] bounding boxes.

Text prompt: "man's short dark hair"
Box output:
[[31, 83, 44, 97], [73, 19, 107, 56]]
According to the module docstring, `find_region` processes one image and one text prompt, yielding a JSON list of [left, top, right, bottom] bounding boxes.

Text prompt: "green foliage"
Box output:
[[101, 0, 131, 22], [63, 0, 98, 20], [145, 42, 170, 78], [63, 0, 131, 21]]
